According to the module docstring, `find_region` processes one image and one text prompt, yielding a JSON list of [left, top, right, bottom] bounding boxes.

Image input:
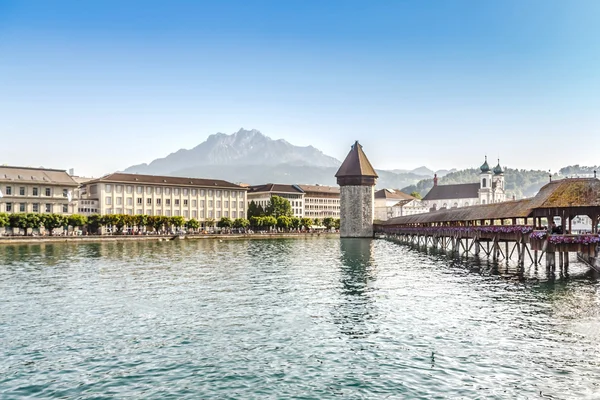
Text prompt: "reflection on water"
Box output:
[[1, 238, 599, 399]]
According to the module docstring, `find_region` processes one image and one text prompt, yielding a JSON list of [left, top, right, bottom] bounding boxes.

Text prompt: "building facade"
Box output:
[[422, 157, 507, 211], [0, 166, 79, 215], [374, 188, 427, 221], [80, 173, 247, 223], [297, 184, 340, 219], [247, 184, 305, 218]]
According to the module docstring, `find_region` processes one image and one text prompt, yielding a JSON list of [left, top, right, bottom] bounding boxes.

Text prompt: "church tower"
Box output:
[[492, 160, 506, 202], [478, 156, 492, 205], [335, 141, 378, 238]]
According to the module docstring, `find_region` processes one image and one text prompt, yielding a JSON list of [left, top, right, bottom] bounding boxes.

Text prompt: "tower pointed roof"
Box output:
[[480, 156, 490, 173], [335, 141, 378, 179], [493, 159, 504, 175]]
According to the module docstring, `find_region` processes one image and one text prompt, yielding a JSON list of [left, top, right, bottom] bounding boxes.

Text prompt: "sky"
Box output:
[[1, 0, 599, 177]]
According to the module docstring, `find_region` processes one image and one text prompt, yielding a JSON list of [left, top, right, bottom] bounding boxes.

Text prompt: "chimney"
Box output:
[[433, 173, 438, 187], [68, 168, 75, 176]]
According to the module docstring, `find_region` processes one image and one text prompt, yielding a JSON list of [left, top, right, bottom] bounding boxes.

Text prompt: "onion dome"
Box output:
[[480, 156, 490, 173], [493, 159, 503, 175]]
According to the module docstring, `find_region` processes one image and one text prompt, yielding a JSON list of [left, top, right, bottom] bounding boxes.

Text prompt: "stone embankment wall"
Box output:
[[340, 185, 374, 238]]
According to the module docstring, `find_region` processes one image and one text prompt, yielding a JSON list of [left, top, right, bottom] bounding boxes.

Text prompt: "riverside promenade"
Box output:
[[375, 178, 600, 271]]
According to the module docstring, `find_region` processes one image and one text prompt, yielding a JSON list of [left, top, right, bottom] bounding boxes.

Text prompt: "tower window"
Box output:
[[482, 178, 487, 188]]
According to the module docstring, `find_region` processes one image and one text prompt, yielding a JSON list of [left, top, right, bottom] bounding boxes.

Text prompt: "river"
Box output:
[[1, 237, 599, 398]]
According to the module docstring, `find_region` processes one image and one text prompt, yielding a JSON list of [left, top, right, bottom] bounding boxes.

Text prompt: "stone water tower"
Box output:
[[335, 141, 378, 238]]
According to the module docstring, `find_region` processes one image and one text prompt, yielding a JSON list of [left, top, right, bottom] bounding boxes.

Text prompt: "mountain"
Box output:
[[125, 128, 341, 175]]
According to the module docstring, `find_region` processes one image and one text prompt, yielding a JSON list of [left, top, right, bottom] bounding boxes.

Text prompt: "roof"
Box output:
[[248, 183, 304, 194], [383, 198, 533, 225], [393, 199, 415, 207], [297, 184, 340, 194], [422, 183, 479, 201], [528, 178, 600, 208], [335, 141, 378, 178], [480, 156, 490, 173], [382, 178, 600, 226], [87, 172, 245, 189], [0, 165, 78, 186], [375, 188, 415, 200]]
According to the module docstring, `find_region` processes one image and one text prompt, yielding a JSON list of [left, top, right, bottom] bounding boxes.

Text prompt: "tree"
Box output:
[[67, 214, 87, 231], [290, 217, 301, 230], [265, 195, 292, 218], [148, 216, 164, 233], [276, 215, 292, 231], [300, 217, 313, 230], [410, 191, 422, 200], [0, 213, 9, 229], [249, 216, 262, 230], [217, 217, 233, 231], [185, 218, 200, 232], [333, 218, 340, 230], [87, 214, 103, 234], [170, 216, 185, 232], [233, 218, 250, 230], [9, 213, 40, 235], [322, 217, 334, 230], [40, 214, 66, 235], [313, 218, 322, 227], [134, 214, 149, 233], [262, 216, 277, 229], [205, 218, 216, 229], [247, 201, 265, 218]]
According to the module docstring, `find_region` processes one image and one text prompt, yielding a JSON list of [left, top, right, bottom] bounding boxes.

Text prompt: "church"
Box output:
[[421, 157, 507, 211]]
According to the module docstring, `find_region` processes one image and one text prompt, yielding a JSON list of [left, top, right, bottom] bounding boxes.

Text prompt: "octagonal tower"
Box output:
[[335, 141, 378, 238]]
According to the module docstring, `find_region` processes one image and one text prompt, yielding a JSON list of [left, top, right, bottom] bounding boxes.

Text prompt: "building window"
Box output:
[[137, 186, 143, 194], [232, 211, 237, 218], [19, 203, 25, 212], [239, 201, 244, 208], [156, 210, 161, 216], [482, 178, 487, 188], [216, 211, 221, 218], [183, 210, 189, 218], [216, 200, 221, 208], [106, 208, 113, 214], [19, 187, 25, 196], [157, 199, 162, 205], [45, 204, 51, 213], [136, 209, 143, 215], [32, 187, 38, 196], [5, 186, 11, 195], [146, 187, 152, 195], [183, 189, 188, 196], [200, 190, 205, 196], [116, 197, 123, 205], [192, 189, 197, 196], [137, 198, 143, 205], [115, 208, 122, 214], [224, 211, 228, 217], [155, 187, 162, 195], [63, 204, 68, 213], [147, 198, 152, 205], [105, 197, 112, 205], [175, 199, 180, 206], [208, 210, 213, 218], [191, 200, 196, 207], [6, 203, 12, 212], [240, 211, 244, 218], [192, 210, 197, 218], [175, 210, 180, 216], [166, 210, 171, 217], [208, 200, 213, 207], [165, 188, 171, 195], [224, 201, 229, 208], [116, 185, 123, 193], [32, 203, 39, 212], [166, 199, 171, 205], [105, 184, 112, 193], [146, 210, 152, 216], [126, 186, 133, 194], [174, 188, 180, 195], [208, 190, 213, 197], [200, 200, 205, 208], [127, 198, 133, 206]]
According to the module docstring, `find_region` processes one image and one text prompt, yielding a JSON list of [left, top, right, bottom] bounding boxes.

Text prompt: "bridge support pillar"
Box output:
[[546, 252, 556, 269], [563, 252, 569, 267], [474, 240, 481, 256]]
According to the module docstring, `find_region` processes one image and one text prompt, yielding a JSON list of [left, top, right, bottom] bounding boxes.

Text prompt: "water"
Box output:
[[1, 238, 599, 399]]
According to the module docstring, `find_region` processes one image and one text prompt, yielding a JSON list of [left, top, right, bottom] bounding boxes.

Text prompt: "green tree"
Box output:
[[217, 217, 233, 230], [247, 201, 265, 218], [410, 191, 422, 200], [9, 213, 41, 235], [87, 214, 103, 234], [170, 216, 185, 232], [233, 218, 250, 230], [300, 217, 313, 230], [40, 214, 66, 235], [290, 217, 301, 230], [265, 195, 292, 218], [262, 216, 277, 229], [313, 218, 322, 227], [134, 214, 149, 233], [249, 216, 263, 230], [204, 218, 216, 229], [0, 213, 9, 229], [276, 215, 292, 231], [185, 218, 200, 232], [322, 217, 334, 230], [333, 218, 340, 230], [148, 215, 164, 233], [67, 214, 87, 231]]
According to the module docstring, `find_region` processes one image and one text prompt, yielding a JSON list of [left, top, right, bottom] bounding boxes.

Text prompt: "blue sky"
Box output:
[[1, 0, 599, 177]]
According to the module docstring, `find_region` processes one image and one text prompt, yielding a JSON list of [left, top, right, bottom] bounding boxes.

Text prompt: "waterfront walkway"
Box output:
[[375, 178, 600, 270]]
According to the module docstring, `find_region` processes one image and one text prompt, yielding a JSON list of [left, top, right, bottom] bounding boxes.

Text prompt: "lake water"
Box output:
[[1, 237, 599, 399]]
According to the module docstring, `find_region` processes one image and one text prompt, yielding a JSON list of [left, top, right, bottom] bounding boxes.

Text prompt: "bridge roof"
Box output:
[[382, 178, 600, 225]]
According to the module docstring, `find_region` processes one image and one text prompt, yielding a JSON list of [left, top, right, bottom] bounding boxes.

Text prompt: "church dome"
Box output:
[[493, 160, 503, 175], [480, 156, 490, 173]]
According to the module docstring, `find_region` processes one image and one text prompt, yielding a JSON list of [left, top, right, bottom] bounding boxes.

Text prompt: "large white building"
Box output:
[[247, 184, 305, 218], [374, 189, 427, 221], [422, 157, 507, 211], [0, 166, 79, 215], [80, 173, 247, 224]]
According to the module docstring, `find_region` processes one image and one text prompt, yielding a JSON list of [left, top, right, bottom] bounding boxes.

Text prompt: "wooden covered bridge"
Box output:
[[375, 178, 600, 270]]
